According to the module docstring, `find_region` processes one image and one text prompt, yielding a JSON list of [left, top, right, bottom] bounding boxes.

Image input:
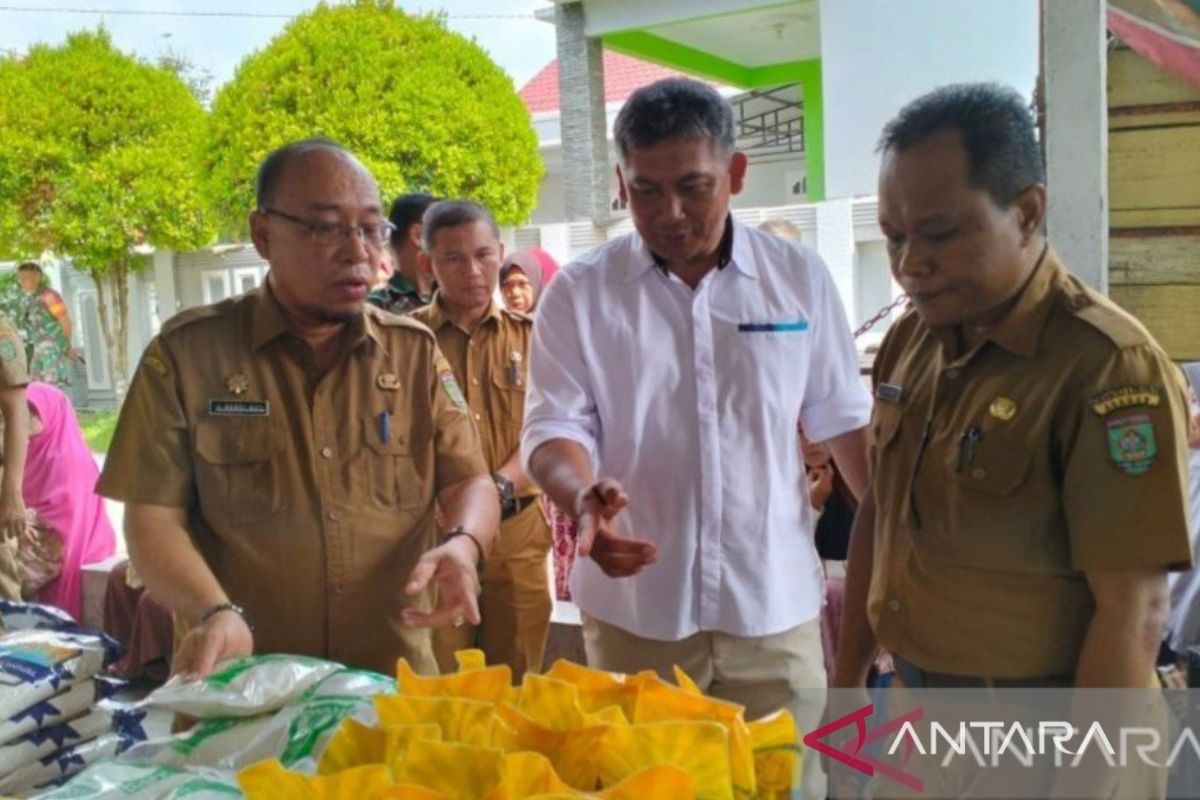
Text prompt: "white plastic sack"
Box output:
[[123, 667, 393, 774], [0, 602, 77, 634], [30, 762, 242, 799], [144, 655, 341, 719], [0, 677, 122, 748], [0, 630, 116, 721]]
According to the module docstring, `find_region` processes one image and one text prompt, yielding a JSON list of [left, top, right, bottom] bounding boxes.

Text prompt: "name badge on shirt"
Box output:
[[737, 318, 809, 333], [209, 399, 269, 417]]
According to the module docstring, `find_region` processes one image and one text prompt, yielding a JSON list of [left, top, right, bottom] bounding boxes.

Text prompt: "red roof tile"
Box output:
[[519, 50, 689, 114]]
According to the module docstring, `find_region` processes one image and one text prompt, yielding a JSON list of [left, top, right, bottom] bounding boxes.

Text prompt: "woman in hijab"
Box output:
[[2, 383, 116, 619], [498, 249, 577, 600], [499, 248, 558, 314]]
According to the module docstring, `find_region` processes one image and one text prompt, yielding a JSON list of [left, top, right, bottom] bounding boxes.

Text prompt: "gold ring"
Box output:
[[452, 615, 465, 629]]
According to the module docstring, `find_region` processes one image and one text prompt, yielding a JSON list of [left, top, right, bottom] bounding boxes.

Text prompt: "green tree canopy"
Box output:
[[0, 29, 213, 395], [206, 0, 543, 233]]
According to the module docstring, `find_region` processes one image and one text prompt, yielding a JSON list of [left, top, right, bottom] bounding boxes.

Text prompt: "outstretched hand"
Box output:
[[574, 479, 657, 578]]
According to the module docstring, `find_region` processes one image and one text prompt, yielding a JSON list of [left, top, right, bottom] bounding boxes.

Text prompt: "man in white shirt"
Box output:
[[522, 77, 871, 800]]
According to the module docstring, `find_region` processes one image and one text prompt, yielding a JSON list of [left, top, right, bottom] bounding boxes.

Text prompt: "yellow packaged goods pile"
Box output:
[[237, 650, 799, 800]]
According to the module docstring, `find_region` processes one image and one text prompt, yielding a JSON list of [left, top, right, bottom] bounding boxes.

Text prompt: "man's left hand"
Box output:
[[399, 538, 482, 628]]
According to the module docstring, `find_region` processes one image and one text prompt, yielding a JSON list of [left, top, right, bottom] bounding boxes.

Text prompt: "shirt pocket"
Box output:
[[490, 364, 527, 433], [940, 436, 1038, 568], [358, 413, 424, 511], [193, 418, 284, 526]]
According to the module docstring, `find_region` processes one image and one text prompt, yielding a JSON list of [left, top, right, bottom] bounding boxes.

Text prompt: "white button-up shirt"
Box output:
[[522, 220, 871, 641]]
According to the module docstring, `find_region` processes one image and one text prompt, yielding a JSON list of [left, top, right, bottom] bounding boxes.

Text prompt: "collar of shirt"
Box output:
[[930, 242, 1060, 360], [421, 292, 503, 334], [249, 279, 387, 354], [623, 214, 755, 283]]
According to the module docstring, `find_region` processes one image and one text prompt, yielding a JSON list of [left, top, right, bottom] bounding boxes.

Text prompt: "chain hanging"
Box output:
[[853, 294, 909, 340]]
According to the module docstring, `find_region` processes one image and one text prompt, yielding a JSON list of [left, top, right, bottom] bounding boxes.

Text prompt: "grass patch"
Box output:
[[77, 409, 119, 454]]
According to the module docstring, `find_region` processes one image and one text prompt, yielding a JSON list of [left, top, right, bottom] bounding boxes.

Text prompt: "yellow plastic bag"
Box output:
[[514, 674, 587, 731], [397, 650, 513, 706], [598, 720, 732, 800], [481, 751, 577, 800], [238, 759, 391, 799], [542, 660, 649, 721], [633, 677, 756, 798], [317, 718, 387, 775], [394, 738, 506, 800], [375, 695, 495, 746], [599, 764, 697, 799], [747, 710, 799, 799], [492, 702, 611, 790]]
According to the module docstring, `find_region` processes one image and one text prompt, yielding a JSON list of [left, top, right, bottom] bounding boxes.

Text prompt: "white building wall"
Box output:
[[819, 0, 1040, 200]]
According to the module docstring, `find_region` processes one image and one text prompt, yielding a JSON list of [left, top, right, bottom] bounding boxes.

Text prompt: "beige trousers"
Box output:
[[582, 612, 827, 800]]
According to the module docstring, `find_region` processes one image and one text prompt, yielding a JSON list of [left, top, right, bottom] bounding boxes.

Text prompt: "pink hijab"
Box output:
[[23, 383, 116, 621]]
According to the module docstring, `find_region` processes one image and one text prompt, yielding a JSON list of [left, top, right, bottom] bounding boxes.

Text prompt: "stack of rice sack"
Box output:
[[0, 600, 162, 796], [237, 650, 799, 800], [34, 655, 396, 799]]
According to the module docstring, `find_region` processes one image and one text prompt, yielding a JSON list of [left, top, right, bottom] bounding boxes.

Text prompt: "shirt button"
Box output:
[[474, 413, 482, 421], [321, 447, 333, 459], [888, 598, 901, 612], [471, 378, 479, 385], [945, 368, 960, 380], [971, 467, 987, 480], [327, 510, 338, 521]]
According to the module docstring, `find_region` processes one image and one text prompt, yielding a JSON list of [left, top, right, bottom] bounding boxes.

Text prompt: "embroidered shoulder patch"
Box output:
[[1106, 412, 1157, 475], [1090, 385, 1161, 416], [436, 357, 467, 409]]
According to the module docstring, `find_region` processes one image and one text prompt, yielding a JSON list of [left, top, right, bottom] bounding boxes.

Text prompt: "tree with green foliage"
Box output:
[[0, 30, 214, 398], [206, 0, 543, 234]]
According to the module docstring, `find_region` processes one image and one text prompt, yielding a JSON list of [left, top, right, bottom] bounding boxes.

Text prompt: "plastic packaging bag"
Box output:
[[0, 630, 117, 721], [0, 677, 122, 748], [31, 762, 242, 799], [144, 655, 342, 719]]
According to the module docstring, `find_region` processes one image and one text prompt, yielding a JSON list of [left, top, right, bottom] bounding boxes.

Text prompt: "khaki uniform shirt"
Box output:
[[411, 297, 535, 488], [98, 283, 488, 675], [0, 315, 29, 388], [867, 247, 1192, 679]]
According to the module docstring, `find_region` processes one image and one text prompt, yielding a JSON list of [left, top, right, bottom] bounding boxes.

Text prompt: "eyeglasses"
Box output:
[[260, 208, 396, 248]]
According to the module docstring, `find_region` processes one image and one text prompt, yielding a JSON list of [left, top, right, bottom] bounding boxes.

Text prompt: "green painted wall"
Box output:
[[601, 31, 825, 201]]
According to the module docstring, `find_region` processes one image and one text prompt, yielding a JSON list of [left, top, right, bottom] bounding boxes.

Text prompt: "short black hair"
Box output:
[[613, 77, 735, 161], [389, 193, 440, 249], [421, 200, 499, 251], [255, 138, 350, 209], [878, 82, 1044, 207], [16, 262, 41, 273]]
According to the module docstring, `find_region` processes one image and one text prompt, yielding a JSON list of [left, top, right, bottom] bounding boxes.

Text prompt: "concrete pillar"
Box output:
[[554, 1, 611, 226], [152, 249, 179, 326], [815, 198, 857, 324], [1043, 0, 1108, 292]]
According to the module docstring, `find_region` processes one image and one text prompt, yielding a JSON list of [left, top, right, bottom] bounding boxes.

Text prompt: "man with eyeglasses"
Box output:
[[99, 138, 499, 678]]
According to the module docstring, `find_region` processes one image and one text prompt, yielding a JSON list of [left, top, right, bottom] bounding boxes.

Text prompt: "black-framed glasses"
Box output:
[[260, 207, 396, 248]]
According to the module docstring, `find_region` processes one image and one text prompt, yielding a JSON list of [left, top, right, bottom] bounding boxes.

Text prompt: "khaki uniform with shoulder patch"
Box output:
[[0, 315, 29, 389], [411, 297, 551, 678], [97, 283, 488, 675], [867, 247, 1192, 681]]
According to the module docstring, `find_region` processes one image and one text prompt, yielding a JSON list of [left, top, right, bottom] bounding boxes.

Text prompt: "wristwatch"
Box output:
[[445, 525, 486, 570], [492, 472, 517, 519]]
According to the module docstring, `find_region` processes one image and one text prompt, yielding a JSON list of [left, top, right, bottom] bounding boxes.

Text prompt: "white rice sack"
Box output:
[[144, 655, 341, 719], [1, 731, 133, 795], [0, 707, 168, 795], [122, 668, 393, 774], [0, 631, 116, 721], [0, 677, 123, 748], [0, 602, 78, 634], [30, 763, 242, 799], [0, 705, 116, 777]]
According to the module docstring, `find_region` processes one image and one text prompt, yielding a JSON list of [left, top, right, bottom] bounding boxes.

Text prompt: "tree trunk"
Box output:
[[89, 260, 131, 404]]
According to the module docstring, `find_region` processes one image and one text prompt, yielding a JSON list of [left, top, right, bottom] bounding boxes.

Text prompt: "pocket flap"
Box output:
[[194, 419, 282, 464], [870, 404, 904, 449], [955, 440, 1031, 496], [491, 364, 527, 392], [361, 413, 411, 455]]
